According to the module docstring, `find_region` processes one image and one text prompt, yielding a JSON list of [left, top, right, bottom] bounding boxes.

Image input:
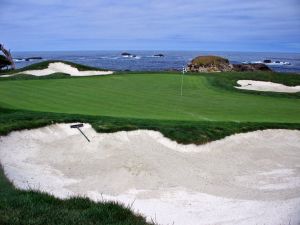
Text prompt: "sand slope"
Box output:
[[0, 62, 113, 77], [235, 80, 300, 93], [0, 124, 300, 225]]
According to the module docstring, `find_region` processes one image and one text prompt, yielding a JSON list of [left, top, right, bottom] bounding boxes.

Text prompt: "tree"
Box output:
[[0, 43, 15, 70]]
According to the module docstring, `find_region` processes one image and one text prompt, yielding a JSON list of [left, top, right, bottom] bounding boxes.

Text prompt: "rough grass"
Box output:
[[0, 165, 152, 225], [1, 107, 300, 145]]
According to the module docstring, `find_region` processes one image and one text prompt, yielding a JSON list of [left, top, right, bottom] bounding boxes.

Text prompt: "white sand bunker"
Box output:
[[1, 124, 300, 225], [235, 80, 300, 93], [1, 62, 113, 77]]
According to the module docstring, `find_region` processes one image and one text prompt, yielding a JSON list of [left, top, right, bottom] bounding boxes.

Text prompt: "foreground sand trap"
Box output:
[[1, 62, 113, 77], [235, 80, 300, 93], [0, 124, 300, 225]]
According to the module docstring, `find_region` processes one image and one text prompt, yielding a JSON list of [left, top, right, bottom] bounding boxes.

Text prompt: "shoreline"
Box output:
[[5, 50, 300, 73]]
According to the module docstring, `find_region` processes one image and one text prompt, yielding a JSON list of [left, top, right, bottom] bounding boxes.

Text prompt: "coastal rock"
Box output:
[[263, 59, 272, 63], [14, 57, 43, 62], [187, 55, 233, 72], [121, 52, 137, 58], [26, 57, 43, 61], [154, 54, 164, 57], [121, 52, 131, 56], [233, 63, 272, 72], [187, 55, 272, 73]]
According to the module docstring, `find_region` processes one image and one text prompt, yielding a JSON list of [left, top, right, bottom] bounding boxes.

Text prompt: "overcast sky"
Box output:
[[1, 0, 300, 52]]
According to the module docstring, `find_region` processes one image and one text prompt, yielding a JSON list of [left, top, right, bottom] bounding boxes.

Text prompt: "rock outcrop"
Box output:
[[263, 59, 272, 63], [153, 54, 164, 57], [187, 55, 272, 73], [26, 57, 43, 61], [187, 56, 233, 72], [14, 57, 43, 62], [233, 63, 272, 72], [121, 52, 131, 56], [121, 52, 136, 58]]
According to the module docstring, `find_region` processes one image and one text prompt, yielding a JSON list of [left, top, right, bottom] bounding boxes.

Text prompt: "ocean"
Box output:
[[12, 50, 300, 73]]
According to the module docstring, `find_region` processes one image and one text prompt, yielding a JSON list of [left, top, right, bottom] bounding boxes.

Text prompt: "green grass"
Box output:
[[205, 71, 300, 98], [0, 72, 299, 123], [1, 107, 300, 145]]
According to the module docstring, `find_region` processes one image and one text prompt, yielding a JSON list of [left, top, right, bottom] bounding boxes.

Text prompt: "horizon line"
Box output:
[[10, 49, 300, 54]]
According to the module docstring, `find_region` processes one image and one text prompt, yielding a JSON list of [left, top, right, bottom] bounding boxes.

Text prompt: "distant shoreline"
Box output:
[[6, 50, 300, 73]]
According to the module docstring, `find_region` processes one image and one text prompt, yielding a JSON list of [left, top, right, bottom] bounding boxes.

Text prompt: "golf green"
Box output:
[[0, 73, 299, 123]]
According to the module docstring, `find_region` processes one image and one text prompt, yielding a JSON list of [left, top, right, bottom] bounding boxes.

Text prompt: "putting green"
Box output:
[[0, 73, 299, 123]]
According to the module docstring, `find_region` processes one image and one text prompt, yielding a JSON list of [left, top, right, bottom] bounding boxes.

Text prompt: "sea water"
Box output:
[[11, 50, 300, 73]]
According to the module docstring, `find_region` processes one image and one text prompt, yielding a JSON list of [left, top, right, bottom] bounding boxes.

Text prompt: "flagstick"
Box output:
[[181, 73, 184, 96], [181, 66, 185, 96]]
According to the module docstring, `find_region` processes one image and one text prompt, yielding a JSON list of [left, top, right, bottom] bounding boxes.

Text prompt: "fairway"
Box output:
[[0, 73, 299, 123]]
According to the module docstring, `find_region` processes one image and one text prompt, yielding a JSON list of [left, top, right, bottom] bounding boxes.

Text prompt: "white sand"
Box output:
[[0, 62, 113, 77], [235, 80, 300, 93], [0, 124, 300, 225], [0, 74, 13, 77]]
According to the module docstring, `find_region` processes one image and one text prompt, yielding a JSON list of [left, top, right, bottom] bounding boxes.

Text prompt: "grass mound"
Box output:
[[0, 60, 108, 75], [191, 55, 229, 66]]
